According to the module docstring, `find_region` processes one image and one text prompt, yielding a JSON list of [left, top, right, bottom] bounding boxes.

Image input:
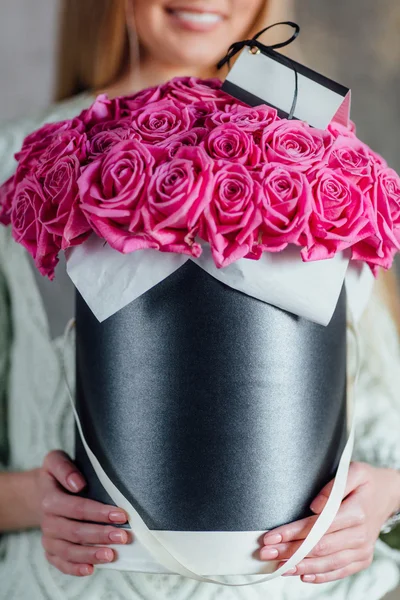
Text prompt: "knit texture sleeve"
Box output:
[[351, 282, 400, 551]]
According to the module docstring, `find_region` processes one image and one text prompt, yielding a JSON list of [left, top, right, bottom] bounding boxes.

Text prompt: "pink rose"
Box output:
[[79, 94, 121, 128], [367, 148, 388, 168], [200, 161, 261, 267], [327, 137, 375, 184], [255, 163, 312, 252], [4, 126, 90, 266], [11, 176, 61, 278], [352, 166, 400, 271], [39, 154, 91, 249], [262, 120, 333, 171], [202, 124, 261, 166], [186, 102, 221, 127], [162, 77, 226, 104], [303, 168, 375, 261], [130, 99, 195, 143], [351, 238, 396, 274], [36, 129, 87, 176], [327, 120, 357, 139], [119, 85, 164, 114], [13, 149, 90, 256], [207, 104, 277, 135], [377, 167, 400, 233], [157, 128, 208, 159], [79, 140, 159, 253], [27, 128, 91, 250], [86, 118, 139, 159], [0, 175, 16, 226], [143, 146, 213, 256], [15, 118, 84, 169], [327, 122, 387, 168]]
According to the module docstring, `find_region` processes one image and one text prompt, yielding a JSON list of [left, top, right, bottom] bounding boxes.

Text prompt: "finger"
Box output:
[[263, 515, 317, 546], [41, 488, 128, 525], [261, 526, 368, 561], [42, 537, 115, 565], [300, 559, 372, 584], [310, 462, 370, 514], [308, 527, 369, 558], [42, 515, 130, 545], [280, 548, 372, 577], [43, 451, 86, 493], [45, 552, 94, 577], [263, 493, 367, 546]]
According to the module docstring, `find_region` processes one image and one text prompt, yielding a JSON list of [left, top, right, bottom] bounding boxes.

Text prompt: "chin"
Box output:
[[166, 49, 224, 71]]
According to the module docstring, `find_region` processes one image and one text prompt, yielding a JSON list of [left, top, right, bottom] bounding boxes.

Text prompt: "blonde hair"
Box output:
[[55, 0, 129, 102], [54, 0, 293, 102]]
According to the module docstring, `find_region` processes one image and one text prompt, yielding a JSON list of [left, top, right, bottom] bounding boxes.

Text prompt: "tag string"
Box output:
[[217, 21, 300, 120]]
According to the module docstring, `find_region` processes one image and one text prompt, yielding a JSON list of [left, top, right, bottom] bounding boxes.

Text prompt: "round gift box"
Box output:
[[74, 260, 347, 575]]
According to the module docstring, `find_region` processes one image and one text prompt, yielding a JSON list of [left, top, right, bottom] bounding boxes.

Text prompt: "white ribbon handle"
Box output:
[[62, 316, 359, 587]]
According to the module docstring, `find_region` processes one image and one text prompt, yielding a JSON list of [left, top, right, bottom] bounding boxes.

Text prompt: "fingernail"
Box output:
[[303, 574, 316, 582], [80, 565, 92, 576], [67, 473, 85, 492], [260, 547, 279, 560], [264, 533, 282, 545], [310, 496, 324, 513], [109, 530, 128, 544], [282, 568, 297, 576], [109, 510, 127, 523], [96, 548, 114, 562]]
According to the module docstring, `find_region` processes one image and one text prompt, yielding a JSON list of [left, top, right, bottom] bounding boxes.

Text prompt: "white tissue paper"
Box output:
[[66, 234, 374, 326]]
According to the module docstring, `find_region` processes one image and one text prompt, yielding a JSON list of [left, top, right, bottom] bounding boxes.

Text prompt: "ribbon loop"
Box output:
[[217, 21, 300, 69], [252, 21, 300, 49]]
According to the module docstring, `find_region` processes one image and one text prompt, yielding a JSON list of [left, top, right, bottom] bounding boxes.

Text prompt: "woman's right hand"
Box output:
[[37, 450, 130, 577]]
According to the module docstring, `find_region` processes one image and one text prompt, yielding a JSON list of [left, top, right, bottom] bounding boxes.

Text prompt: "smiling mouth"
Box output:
[[166, 7, 225, 29]]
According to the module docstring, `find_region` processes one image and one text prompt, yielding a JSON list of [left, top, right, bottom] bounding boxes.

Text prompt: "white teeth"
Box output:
[[172, 10, 223, 24]]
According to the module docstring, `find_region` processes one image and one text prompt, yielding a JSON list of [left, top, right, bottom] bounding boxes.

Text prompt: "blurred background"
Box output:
[[0, 1, 398, 597]]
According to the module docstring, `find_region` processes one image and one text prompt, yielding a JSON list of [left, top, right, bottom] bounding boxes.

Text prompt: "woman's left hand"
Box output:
[[260, 462, 400, 584]]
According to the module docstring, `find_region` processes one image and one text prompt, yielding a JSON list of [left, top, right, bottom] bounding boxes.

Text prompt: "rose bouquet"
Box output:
[[1, 74, 399, 582], [1, 77, 399, 282]]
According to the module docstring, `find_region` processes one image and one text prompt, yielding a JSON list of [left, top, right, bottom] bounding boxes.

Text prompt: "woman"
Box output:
[[0, 1, 400, 599]]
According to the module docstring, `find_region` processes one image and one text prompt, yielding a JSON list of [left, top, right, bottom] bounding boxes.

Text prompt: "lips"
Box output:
[[166, 5, 226, 30]]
